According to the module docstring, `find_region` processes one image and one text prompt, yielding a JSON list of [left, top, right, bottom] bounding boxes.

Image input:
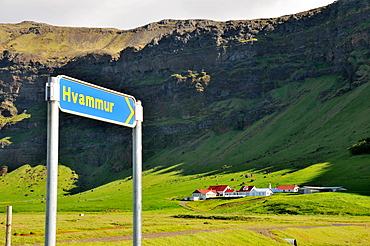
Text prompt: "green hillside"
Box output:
[[143, 75, 370, 192], [0, 158, 369, 215], [0, 0, 369, 220], [0, 74, 369, 215]]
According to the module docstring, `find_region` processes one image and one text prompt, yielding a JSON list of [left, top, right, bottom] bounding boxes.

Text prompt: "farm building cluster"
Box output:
[[185, 184, 346, 201]]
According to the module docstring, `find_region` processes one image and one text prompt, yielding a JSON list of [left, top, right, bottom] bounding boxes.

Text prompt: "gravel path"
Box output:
[[179, 201, 202, 212]]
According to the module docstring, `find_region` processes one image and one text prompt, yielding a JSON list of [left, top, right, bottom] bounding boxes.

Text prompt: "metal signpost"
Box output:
[[45, 75, 143, 246]]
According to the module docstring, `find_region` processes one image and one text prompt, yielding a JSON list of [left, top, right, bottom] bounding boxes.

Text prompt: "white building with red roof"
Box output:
[[188, 184, 275, 201], [223, 189, 239, 198], [276, 185, 300, 193], [191, 189, 217, 200], [224, 185, 273, 197], [238, 186, 256, 197], [207, 185, 232, 196]]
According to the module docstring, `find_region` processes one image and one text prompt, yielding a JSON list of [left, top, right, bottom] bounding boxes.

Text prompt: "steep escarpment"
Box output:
[[94, 0, 368, 133], [0, 0, 369, 191]]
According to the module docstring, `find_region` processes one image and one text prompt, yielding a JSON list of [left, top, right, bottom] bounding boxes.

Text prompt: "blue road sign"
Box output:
[[57, 75, 136, 128]]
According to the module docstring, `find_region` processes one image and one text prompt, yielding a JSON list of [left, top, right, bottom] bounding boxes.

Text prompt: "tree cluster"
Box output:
[[348, 137, 370, 155]]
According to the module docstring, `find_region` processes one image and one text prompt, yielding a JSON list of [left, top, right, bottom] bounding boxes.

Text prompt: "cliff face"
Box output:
[[0, 0, 369, 190]]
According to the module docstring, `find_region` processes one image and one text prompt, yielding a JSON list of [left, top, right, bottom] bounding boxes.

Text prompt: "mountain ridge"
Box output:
[[0, 0, 369, 192], [0, 2, 335, 63]]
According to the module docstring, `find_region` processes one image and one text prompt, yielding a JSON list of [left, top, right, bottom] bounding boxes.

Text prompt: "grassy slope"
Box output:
[[0, 156, 369, 215], [143, 75, 370, 191], [0, 75, 369, 214], [0, 164, 78, 212]]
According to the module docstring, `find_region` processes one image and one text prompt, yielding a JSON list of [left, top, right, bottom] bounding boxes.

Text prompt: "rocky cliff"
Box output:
[[0, 0, 369, 190]]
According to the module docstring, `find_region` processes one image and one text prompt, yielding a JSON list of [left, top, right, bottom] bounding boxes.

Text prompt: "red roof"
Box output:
[[224, 189, 237, 193], [239, 186, 255, 192], [207, 185, 230, 191], [194, 189, 217, 194], [276, 185, 299, 190]]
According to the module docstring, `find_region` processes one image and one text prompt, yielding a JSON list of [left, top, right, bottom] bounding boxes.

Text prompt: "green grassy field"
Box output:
[[0, 150, 369, 214], [0, 156, 369, 245], [0, 101, 368, 244], [0, 61, 369, 244], [0, 212, 368, 245]]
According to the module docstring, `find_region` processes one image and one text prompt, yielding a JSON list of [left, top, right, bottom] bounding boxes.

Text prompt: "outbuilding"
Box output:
[[249, 188, 274, 196], [298, 186, 347, 194], [276, 185, 300, 193]]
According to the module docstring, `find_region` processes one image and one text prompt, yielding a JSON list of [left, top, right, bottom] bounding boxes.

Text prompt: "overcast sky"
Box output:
[[2, 0, 336, 30]]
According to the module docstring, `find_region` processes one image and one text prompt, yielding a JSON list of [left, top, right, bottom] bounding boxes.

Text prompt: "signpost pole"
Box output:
[[5, 206, 12, 246], [133, 100, 143, 246], [45, 77, 60, 246], [44, 75, 140, 246]]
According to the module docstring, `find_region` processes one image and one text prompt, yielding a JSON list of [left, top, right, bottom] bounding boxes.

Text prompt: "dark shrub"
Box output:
[[348, 138, 370, 155]]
